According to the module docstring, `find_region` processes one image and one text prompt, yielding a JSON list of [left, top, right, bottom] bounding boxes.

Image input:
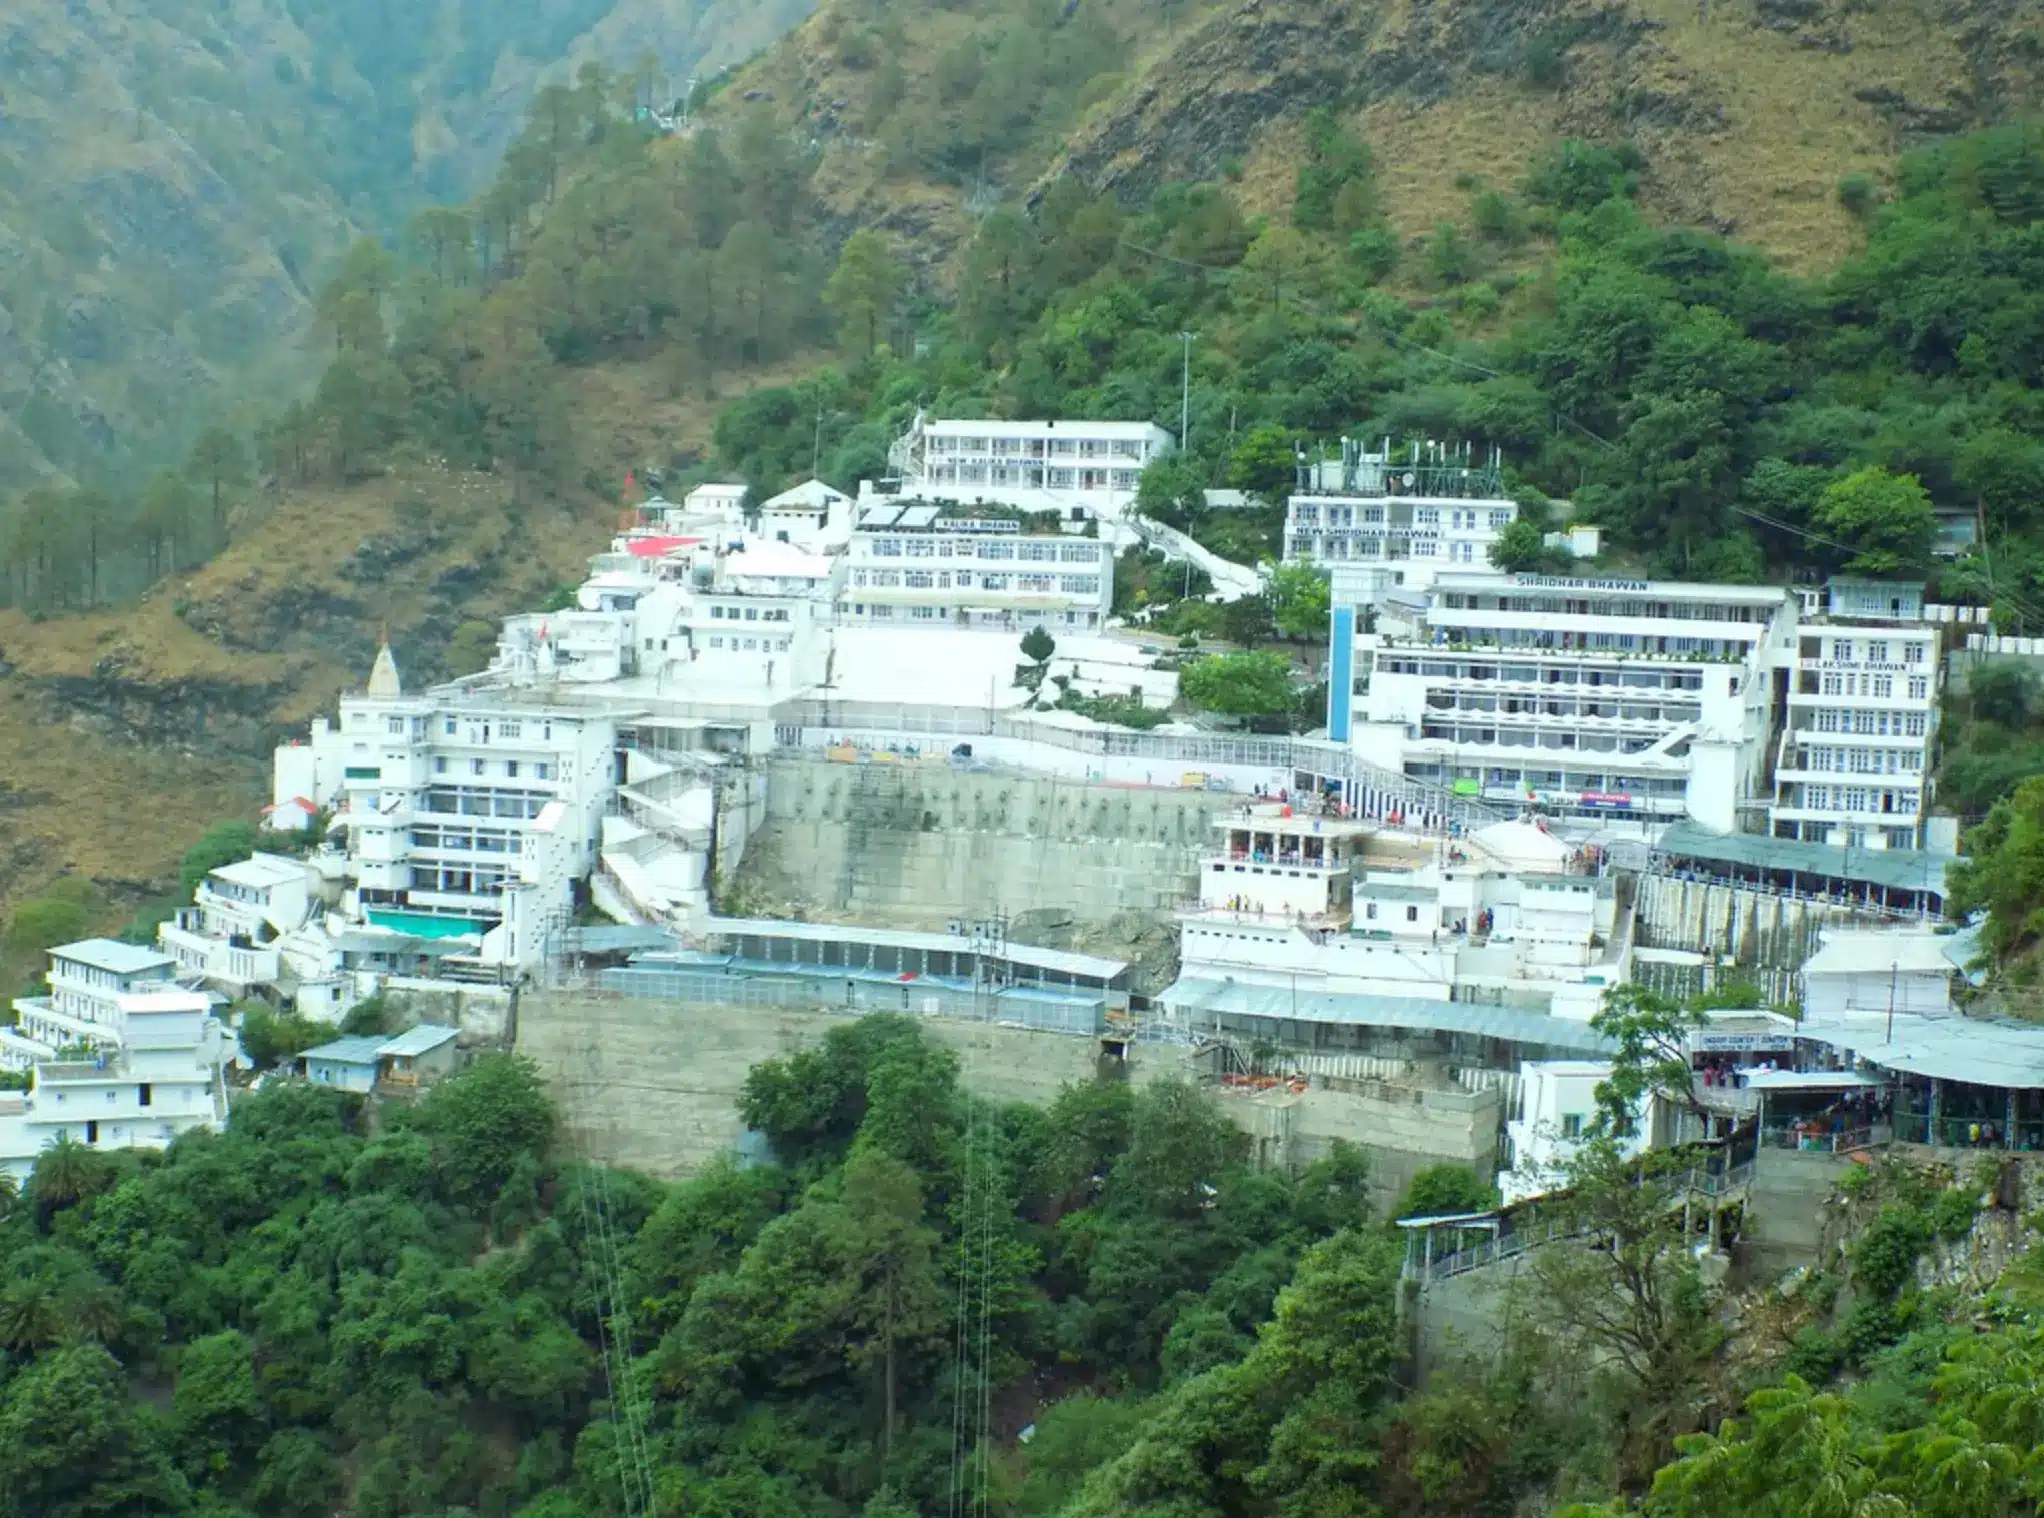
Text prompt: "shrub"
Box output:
[[1838, 172, 1878, 216]]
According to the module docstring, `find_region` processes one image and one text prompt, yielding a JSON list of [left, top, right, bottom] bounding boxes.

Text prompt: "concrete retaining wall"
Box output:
[[520, 989, 1497, 1207], [1744, 1147, 1850, 1277], [735, 759, 1221, 926], [1634, 874, 1904, 997]]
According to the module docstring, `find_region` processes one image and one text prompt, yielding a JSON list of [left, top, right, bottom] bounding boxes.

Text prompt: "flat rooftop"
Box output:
[[1655, 822, 1951, 898], [699, 916, 1129, 982], [52, 939, 175, 976]]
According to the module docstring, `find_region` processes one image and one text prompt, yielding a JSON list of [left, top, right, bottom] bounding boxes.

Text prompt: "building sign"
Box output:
[[1513, 575, 1651, 592], [1694, 1033, 1798, 1053], [1579, 792, 1634, 809], [1451, 778, 1482, 796]]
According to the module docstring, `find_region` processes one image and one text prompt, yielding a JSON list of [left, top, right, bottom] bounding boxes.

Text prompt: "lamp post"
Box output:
[[1177, 331, 1195, 452]]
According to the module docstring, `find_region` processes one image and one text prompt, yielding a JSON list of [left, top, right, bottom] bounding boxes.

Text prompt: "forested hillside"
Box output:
[[15, 1006, 2044, 1517], [14, 28, 2044, 914], [0, 0, 810, 491]]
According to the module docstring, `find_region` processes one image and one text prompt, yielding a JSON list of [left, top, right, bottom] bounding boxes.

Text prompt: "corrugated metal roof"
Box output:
[[301, 1035, 386, 1066], [377, 1024, 458, 1058], [1160, 976, 1615, 1053], [1655, 822, 1953, 896], [702, 917, 1128, 981], [1801, 1015, 2044, 1089], [566, 926, 679, 954]]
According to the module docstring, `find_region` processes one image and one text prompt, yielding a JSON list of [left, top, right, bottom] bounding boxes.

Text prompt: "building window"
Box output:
[[505, 761, 520, 779], [1561, 1113, 1585, 1139], [138, 1083, 151, 1107], [386, 716, 404, 735], [443, 719, 456, 735], [1866, 642, 1887, 665], [535, 763, 551, 780], [1908, 676, 1929, 700], [434, 757, 448, 774], [1405, 905, 1419, 922], [1832, 640, 1854, 662]]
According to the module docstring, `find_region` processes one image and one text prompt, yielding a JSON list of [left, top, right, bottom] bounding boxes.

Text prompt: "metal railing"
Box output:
[[1423, 1158, 1754, 1280], [1761, 1123, 1890, 1154], [1890, 1114, 2044, 1151]]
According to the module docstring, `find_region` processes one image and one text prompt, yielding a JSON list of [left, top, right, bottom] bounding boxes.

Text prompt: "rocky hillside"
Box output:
[[0, 0, 812, 492], [724, 0, 2044, 278]]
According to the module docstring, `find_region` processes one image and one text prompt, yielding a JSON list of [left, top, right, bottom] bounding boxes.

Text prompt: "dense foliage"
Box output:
[[0, 1020, 1466, 1518], [25, 102, 2044, 635]]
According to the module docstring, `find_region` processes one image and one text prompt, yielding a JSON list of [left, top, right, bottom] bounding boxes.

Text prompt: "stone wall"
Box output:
[[519, 989, 1498, 1207], [733, 760, 1220, 929], [1633, 873, 1903, 1000]]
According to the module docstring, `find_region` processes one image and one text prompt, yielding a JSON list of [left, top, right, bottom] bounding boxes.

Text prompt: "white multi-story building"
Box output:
[[0, 987, 231, 1182], [1173, 805, 1624, 1015], [3, 938, 180, 1069], [759, 478, 853, 550], [493, 534, 843, 697], [1338, 572, 1797, 831], [1285, 440, 1523, 595], [886, 413, 1173, 519], [842, 502, 1114, 632], [288, 644, 618, 965], [1769, 580, 1940, 850], [156, 852, 323, 997], [1498, 1059, 1654, 1204]]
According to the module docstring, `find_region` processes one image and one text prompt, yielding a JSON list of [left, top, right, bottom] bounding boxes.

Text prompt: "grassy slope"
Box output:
[[722, 0, 2044, 277], [0, 353, 821, 916]]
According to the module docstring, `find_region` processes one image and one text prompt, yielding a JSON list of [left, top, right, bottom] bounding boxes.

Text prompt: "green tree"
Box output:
[[406, 206, 475, 287], [4, 879, 100, 962], [1265, 562, 1329, 641], [180, 821, 258, 898], [1240, 225, 1315, 314], [1227, 425, 1298, 500], [1515, 1140, 1724, 1484], [1181, 650, 1296, 719], [1136, 453, 1208, 529], [409, 1053, 556, 1209], [1021, 625, 1056, 666], [1812, 466, 1936, 576], [1391, 1163, 1496, 1220], [1949, 774, 2044, 964], [823, 229, 906, 361], [136, 472, 202, 577], [1490, 517, 1557, 571], [0, 1342, 190, 1517], [1588, 982, 1709, 1136], [171, 1331, 266, 1479]]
